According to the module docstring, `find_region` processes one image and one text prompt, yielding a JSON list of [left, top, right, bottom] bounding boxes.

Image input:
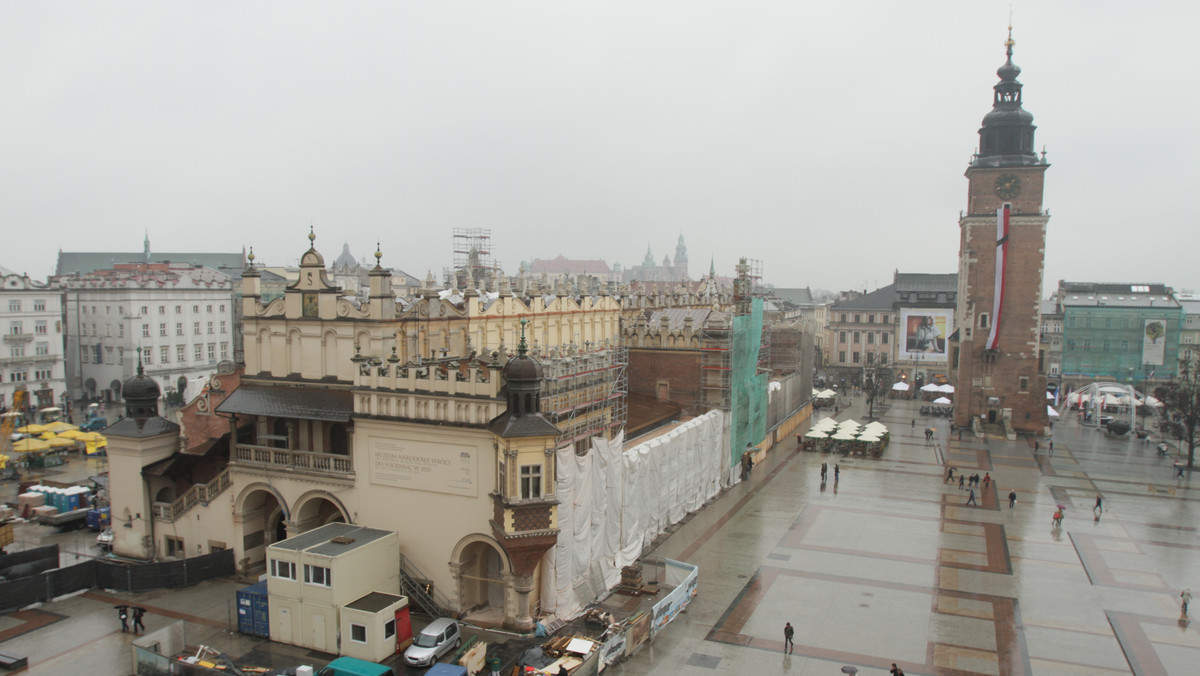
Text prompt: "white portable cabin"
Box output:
[[340, 592, 409, 663], [266, 523, 400, 653]]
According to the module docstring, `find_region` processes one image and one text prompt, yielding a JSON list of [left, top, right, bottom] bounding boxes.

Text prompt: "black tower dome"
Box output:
[[122, 348, 161, 427], [975, 28, 1040, 168]]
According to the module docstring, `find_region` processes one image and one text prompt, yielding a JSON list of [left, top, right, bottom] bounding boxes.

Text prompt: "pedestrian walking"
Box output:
[[911, 419, 916, 429], [834, 464, 840, 482], [116, 605, 129, 633], [1183, 589, 1193, 617], [966, 488, 977, 506], [1052, 509, 1063, 528], [1048, 440, 1054, 455], [1093, 494, 1103, 515], [784, 622, 794, 653], [890, 664, 906, 676], [1008, 490, 1017, 508], [132, 606, 146, 634], [983, 473, 991, 487], [1175, 462, 1185, 478], [958, 475, 965, 490], [945, 467, 955, 483], [742, 450, 753, 480], [821, 463, 827, 482], [1034, 441, 1039, 453]]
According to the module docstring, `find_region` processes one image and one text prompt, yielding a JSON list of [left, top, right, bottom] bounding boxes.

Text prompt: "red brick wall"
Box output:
[[628, 349, 703, 414], [955, 166, 1049, 434], [178, 367, 244, 451]]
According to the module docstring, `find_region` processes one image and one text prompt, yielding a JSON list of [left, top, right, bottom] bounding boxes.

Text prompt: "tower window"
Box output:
[[520, 465, 542, 499], [979, 313, 990, 329]]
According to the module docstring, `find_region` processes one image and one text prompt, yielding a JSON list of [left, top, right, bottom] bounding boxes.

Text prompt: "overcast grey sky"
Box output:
[[3, 2, 1196, 296]]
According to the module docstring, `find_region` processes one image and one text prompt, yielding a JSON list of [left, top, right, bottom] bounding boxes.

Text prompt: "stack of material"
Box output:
[[17, 492, 45, 518], [33, 505, 58, 518], [619, 563, 644, 594], [0, 505, 14, 520]]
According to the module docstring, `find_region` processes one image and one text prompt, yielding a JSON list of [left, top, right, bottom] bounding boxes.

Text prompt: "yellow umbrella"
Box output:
[[85, 434, 107, 456], [11, 438, 50, 452], [39, 431, 57, 440], [57, 428, 86, 440], [47, 437, 78, 448], [0, 453, 8, 468], [78, 432, 105, 443], [44, 421, 79, 433], [16, 424, 48, 435]]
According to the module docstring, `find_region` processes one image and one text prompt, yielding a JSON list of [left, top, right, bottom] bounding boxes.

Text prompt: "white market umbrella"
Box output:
[[857, 434, 881, 443], [1144, 396, 1163, 408], [933, 396, 953, 404], [805, 429, 830, 439], [920, 383, 940, 392], [812, 389, 821, 397], [837, 419, 861, 429], [818, 389, 837, 398], [938, 384, 955, 393], [891, 382, 910, 391], [813, 419, 838, 429], [1047, 405, 1060, 418], [864, 422, 888, 432], [1046, 391, 1055, 399], [831, 430, 859, 441]]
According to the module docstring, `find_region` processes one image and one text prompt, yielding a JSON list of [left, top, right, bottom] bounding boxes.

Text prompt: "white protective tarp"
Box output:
[[544, 410, 730, 619]]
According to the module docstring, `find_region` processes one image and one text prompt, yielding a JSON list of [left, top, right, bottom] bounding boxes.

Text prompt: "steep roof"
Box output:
[[831, 284, 896, 312], [894, 273, 957, 293], [530, 255, 611, 274], [772, 287, 814, 305]]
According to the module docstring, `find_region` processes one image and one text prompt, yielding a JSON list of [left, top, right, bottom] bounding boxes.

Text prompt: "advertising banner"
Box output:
[[1142, 319, 1167, 366], [898, 309, 953, 362]]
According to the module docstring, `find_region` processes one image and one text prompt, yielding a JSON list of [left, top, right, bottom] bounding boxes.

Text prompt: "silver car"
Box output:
[[403, 618, 462, 668]]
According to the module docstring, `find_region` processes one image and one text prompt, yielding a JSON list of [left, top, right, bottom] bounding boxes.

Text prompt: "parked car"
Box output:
[[96, 529, 114, 551], [403, 618, 462, 668], [80, 417, 108, 432]]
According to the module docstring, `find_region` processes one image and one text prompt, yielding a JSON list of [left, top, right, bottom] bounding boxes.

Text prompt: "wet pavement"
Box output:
[[4, 395, 1200, 674]]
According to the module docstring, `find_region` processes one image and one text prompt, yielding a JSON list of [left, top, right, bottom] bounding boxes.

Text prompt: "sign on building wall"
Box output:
[[898, 309, 953, 362], [1142, 319, 1168, 366], [369, 437, 477, 497]]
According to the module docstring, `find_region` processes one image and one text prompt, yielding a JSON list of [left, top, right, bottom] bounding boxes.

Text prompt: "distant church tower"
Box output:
[[952, 29, 1050, 435], [673, 233, 689, 281]]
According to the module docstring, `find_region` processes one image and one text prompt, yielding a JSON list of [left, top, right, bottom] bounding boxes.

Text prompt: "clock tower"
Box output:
[[952, 29, 1050, 435]]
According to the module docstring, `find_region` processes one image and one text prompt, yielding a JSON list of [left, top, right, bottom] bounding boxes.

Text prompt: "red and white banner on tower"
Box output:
[[986, 205, 1010, 351]]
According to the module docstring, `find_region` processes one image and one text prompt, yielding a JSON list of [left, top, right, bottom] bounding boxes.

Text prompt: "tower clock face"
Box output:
[[994, 173, 1022, 200]]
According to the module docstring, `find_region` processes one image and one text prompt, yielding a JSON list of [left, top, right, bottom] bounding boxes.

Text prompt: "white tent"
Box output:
[[1047, 405, 1060, 418], [864, 422, 888, 433], [1143, 396, 1163, 408], [817, 389, 837, 398], [812, 419, 838, 430], [938, 384, 955, 393], [891, 382, 910, 391], [831, 430, 859, 441], [933, 396, 952, 404], [805, 429, 829, 439], [920, 383, 940, 392], [837, 419, 861, 429], [857, 433, 881, 442]]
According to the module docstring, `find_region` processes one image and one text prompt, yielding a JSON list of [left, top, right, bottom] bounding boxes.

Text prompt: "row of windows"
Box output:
[[80, 343, 227, 365], [1066, 316, 1164, 330], [3, 369, 53, 382], [7, 300, 48, 312], [8, 320, 53, 335], [836, 351, 889, 365], [837, 313, 891, 324], [1065, 340, 1137, 352], [82, 303, 226, 316], [8, 343, 51, 359], [838, 331, 890, 345], [270, 559, 331, 587]]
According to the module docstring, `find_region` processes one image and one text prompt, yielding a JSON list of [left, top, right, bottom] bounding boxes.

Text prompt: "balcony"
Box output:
[[151, 469, 232, 523], [3, 332, 34, 343], [233, 443, 353, 475]]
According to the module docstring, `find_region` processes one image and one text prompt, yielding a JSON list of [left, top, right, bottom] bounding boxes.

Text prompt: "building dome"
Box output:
[[503, 352, 543, 381], [122, 351, 161, 424]]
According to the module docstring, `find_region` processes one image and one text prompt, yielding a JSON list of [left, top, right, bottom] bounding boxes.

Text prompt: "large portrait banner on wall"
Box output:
[[898, 309, 953, 362]]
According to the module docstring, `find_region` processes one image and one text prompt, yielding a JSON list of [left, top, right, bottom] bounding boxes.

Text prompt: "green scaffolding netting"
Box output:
[[732, 298, 768, 467]]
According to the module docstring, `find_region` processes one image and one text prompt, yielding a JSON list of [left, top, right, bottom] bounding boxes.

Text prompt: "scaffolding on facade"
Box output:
[[732, 257, 771, 374], [700, 328, 733, 411], [540, 346, 629, 454], [448, 228, 502, 290]]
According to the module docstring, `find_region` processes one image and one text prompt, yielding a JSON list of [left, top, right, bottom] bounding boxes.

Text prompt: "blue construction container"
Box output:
[[236, 581, 270, 638], [86, 507, 110, 530]]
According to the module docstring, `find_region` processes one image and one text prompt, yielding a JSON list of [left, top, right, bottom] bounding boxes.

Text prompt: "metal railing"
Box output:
[[399, 553, 451, 619], [152, 469, 232, 523], [233, 443, 353, 474]]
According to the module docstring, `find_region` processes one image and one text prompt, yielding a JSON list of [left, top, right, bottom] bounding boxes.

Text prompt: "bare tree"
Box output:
[[1161, 355, 1200, 468]]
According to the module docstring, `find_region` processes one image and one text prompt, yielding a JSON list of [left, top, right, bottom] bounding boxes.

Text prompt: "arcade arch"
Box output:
[[235, 484, 289, 573], [452, 535, 511, 619]]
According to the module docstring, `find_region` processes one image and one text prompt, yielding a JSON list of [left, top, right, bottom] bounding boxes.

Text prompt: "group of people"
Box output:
[[116, 604, 147, 634], [819, 462, 839, 484]]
